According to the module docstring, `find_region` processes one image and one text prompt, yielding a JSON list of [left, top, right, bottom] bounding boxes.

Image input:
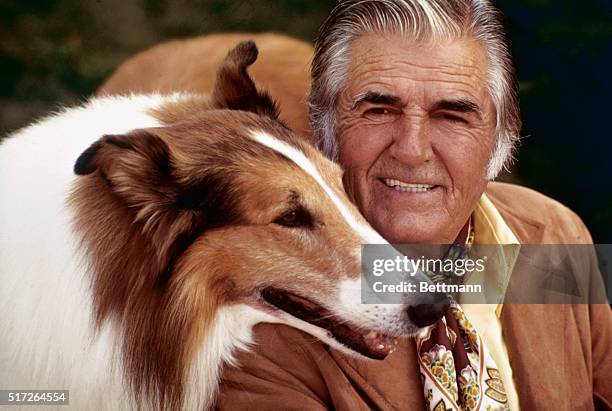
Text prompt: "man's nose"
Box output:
[[388, 117, 434, 166]]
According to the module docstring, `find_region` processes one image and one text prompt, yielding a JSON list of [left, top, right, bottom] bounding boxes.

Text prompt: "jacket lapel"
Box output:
[[486, 190, 545, 245]]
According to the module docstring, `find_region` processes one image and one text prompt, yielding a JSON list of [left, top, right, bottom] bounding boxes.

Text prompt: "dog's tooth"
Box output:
[[376, 343, 386, 350]]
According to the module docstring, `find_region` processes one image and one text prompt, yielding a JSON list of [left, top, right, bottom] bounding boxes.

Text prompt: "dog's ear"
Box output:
[[74, 129, 176, 211], [212, 40, 280, 119], [73, 130, 242, 271], [74, 130, 203, 268]]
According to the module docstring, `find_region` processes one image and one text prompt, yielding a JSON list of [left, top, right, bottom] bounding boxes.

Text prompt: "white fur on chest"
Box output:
[[0, 95, 170, 410]]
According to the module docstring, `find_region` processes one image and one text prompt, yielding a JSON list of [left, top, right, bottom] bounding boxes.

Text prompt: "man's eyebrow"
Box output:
[[351, 91, 404, 110], [433, 99, 482, 119]]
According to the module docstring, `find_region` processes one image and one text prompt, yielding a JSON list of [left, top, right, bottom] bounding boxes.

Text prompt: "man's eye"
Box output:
[[365, 108, 389, 115], [441, 113, 468, 124], [363, 107, 396, 120]]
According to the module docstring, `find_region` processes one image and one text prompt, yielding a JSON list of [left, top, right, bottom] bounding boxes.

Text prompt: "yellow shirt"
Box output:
[[461, 193, 522, 410]]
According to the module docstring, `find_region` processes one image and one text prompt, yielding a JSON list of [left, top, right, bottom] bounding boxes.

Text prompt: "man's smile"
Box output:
[[372, 177, 444, 213], [381, 178, 440, 193]]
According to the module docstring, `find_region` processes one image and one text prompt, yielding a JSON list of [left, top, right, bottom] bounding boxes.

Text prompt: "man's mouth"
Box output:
[[261, 288, 398, 360], [382, 178, 438, 193]]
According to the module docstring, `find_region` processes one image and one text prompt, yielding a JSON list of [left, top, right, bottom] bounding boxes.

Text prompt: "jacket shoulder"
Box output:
[[485, 182, 593, 244]]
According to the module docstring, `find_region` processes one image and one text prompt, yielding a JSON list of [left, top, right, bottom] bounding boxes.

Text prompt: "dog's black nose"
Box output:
[[407, 300, 450, 327]]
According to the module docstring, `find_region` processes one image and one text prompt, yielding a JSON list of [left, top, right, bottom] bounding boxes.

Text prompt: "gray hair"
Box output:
[[308, 0, 521, 179]]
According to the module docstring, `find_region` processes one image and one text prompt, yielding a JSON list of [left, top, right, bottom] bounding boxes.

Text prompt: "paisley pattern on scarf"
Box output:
[[417, 304, 510, 411], [420, 343, 458, 399], [417, 221, 510, 411]]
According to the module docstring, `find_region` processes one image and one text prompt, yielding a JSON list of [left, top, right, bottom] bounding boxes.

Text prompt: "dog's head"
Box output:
[[72, 41, 447, 408]]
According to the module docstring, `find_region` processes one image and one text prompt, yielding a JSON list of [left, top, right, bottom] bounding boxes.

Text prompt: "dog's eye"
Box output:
[[273, 208, 313, 228]]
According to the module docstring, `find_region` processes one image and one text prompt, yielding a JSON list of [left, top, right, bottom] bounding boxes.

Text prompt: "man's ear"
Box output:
[[212, 40, 280, 119], [74, 129, 176, 213]]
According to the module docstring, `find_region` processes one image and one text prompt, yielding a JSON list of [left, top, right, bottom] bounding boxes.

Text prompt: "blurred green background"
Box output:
[[1, 0, 610, 242]]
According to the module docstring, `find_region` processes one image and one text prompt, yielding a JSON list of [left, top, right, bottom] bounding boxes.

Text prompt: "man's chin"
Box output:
[[368, 211, 456, 244]]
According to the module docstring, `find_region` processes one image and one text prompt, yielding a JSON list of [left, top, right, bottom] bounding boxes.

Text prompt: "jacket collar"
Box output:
[[484, 185, 546, 244]]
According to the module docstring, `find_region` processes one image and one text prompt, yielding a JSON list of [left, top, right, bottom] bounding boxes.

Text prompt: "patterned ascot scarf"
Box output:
[[416, 220, 510, 411]]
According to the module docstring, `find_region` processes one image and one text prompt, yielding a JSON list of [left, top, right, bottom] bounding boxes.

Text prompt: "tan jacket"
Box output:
[[216, 182, 612, 410]]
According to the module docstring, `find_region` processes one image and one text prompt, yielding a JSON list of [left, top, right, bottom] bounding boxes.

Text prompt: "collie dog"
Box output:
[[0, 41, 444, 410]]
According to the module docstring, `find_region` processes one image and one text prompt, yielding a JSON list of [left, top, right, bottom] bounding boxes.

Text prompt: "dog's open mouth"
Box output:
[[262, 288, 397, 360]]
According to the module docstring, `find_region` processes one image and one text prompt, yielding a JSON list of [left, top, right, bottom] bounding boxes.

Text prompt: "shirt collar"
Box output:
[[474, 193, 520, 245], [461, 193, 521, 317]]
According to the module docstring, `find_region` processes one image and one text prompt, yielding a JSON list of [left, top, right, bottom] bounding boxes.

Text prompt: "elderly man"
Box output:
[[217, 0, 612, 410]]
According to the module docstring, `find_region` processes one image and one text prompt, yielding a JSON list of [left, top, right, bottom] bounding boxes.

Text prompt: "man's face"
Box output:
[[336, 34, 497, 244]]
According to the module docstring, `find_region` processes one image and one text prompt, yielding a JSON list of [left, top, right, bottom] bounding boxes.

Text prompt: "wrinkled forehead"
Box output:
[[347, 30, 490, 74], [344, 34, 491, 103]]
